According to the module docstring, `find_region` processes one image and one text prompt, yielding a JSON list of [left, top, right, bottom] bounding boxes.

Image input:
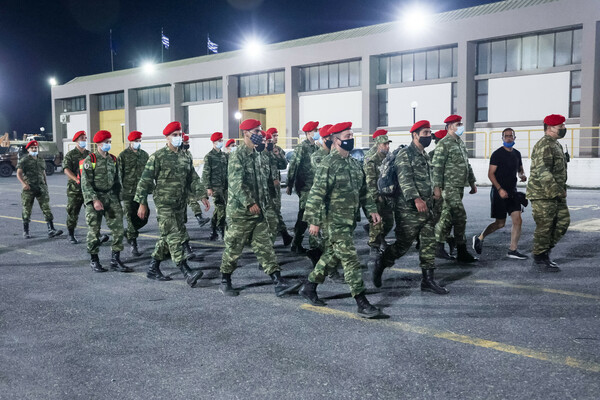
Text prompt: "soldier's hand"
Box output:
[[309, 224, 320, 236], [414, 198, 428, 213], [469, 184, 477, 194], [286, 187, 292, 195], [201, 198, 211, 210], [561, 191, 567, 198], [433, 187, 441, 200], [249, 204, 261, 215], [274, 179, 280, 186], [93, 200, 104, 211], [370, 213, 382, 225], [22, 183, 30, 191], [137, 204, 148, 219], [207, 189, 214, 197]]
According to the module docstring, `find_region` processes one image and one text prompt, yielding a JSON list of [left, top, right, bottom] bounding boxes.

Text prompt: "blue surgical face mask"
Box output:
[[230, 146, 237, 153], [171, 136, 183, 147], [455, 126, 465, 137], [101, 143, 111, 152], [132, 142, 141, 150], [503, 141, 515, 148], [78, 141, 87, 149], [30, 151, 38, 157], [216, 141, 224, 149], [312, 131, 320, 141]]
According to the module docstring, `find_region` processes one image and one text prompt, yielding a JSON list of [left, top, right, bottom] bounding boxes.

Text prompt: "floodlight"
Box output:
[[48, 77, 58, 86]]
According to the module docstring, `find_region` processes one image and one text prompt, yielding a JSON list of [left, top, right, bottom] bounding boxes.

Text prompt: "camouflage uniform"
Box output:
[[432, 134, 476, 245], [117, 147, 149, 240], [18, 155, 54, 223], [287, 139, 317, 248], [202, 148, 228, 231], [262, 151, 280, 242], [81, 152, 124, 254], [364, 149, 394, 248], [220, 142, 281, 275], [526, 135, 570, 255], [307, 146, 330, 251], [304, 149, 377, 297], [269, 144, 288, 232], [62, 147, 90, 229], [382, 142, 437, 269], [134, 145, 206, 264]]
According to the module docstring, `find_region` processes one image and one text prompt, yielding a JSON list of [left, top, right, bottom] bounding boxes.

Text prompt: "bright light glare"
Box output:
[[411, 101, 419, 109], [48, 77, 57, 86], [244, 39, 263, 57], [234, 111, 242, 120], [142, 61, 156, 74], [401, 5, 431, 32]]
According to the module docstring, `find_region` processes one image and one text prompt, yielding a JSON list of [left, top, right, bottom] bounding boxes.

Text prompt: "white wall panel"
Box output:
[[188, 103, 224, 135], [488, 72, 570, 122], [65, 113, 87, 140], [299, 91, 362, 130], [387, 84, 452, 127], [136, 107, 171, 138]]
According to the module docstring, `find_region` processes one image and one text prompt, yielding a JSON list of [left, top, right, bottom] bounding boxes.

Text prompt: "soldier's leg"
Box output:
[[551, 198, 570, 248], [333, 232, 366, 297], [37, 189, 54, 222], [122, 198, 138, 240], [85, 204, 103, 255], [382, 206, 421, 268], [446, 188, 467, 244], [381, 199, 395, 240], [66, 191, 84, 230], [188, 198, 203, 217], [368, 204, 384, 248], [274, 188, 287, 231], [214, 191, 227, 230], [220, 217, 255, 274], [418, 216, 436, 270], [21, 190, 35, 223], [293, 190, 310, 247], [266, 208, 279, 244], [531, 199, 554, 256], [308, 238, 338, 285], [162, 210, 187, 266], [104, 196, 125, 252], [250, 218, 280, 275], [435, 199, 453, 243]]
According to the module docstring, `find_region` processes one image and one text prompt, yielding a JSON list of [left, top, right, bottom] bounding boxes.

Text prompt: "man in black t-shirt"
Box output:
[[473, 128, 528, 259]]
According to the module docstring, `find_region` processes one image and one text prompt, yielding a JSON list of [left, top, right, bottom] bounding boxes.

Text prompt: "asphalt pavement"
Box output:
[[0, 173, 599, 399]]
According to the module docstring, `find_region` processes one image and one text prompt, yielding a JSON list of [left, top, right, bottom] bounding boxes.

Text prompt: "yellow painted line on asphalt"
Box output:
[[300, 303, 600, 373]]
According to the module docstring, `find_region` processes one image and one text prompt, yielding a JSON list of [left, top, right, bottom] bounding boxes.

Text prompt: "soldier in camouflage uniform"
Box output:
[[17, 140, 63, 239], [286, 121, 319, 253], [299, 122, 383, 319], [202, 131, 229, 241], [81, 130, 132, 273], [360, 129, 389, 234], [262, 131, 282, 242], [224, 138, 237, 153], [266, 127, 293, 245], [432, 115, 478, 263], [135, 122, 209, 287], [219, 119, 301, 297], [62, 130, 90, 244], [118, 130, 149, 257], [184, 135, 211, 231], [372, 120, 448, 295], [526, 114, 570, 272]]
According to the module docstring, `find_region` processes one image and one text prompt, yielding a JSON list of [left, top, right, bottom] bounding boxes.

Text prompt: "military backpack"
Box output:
[[377, 145, 406, 196]]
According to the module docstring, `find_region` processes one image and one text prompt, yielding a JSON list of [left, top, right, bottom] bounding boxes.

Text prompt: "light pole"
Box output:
[[120, 123, 125, 147], [411, 101, 418, 124], [40, 127, 45, 139]]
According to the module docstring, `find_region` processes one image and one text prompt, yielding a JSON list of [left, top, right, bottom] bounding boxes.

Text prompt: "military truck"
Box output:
[[0, 139, 62, 177]]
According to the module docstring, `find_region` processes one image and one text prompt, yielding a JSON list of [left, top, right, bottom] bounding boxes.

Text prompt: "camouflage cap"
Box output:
[[374, 134, 392, 144]]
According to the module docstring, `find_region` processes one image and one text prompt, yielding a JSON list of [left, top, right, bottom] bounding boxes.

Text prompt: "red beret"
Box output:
[[210, 132, 223, 142], [163, 121, 182, 136], [444, 115, 462, 124], [434, 130, 448, 139], [410, 120, 431, 133], [93, 130, 112, 143], [260, 130, 267, 137], [372, 129, 388, 139], [543, 114, 566, 126], [266, 127, 278, 135], [302, 121, 319, 132], [239, 119, 261, 131], [25, 140, 39, 150], [128, 131, 142, 141], [72, 130, 86, 142], [265, 132, 273, 141], [183, 134, 190, 142], [319, 124, 333, 137], [225, 139, 235, 147], [328, 122, 352, 135]]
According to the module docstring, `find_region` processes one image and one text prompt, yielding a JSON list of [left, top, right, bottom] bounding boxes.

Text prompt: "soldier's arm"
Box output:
[[201, 153, 212, 190], [81, 156, 98, 204], [467, 162, 476, 185], [431, 141, 447, 188], [364, 159, 379, 205], [396, 150, 420, 201], [359, 167, 377, 215], [133, 154, 157, 206], [274, 147, 288, 169], [538, 145, 564, 198], [286, 144, 301, 187], [62, 152, 77, 182], [117, 152, 125, 187], [189, 166, 208, 201], [304, 163, 329, 226], [228, 150, 255, 208]]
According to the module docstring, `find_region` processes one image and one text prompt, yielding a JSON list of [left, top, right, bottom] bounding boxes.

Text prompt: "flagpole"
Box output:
[[207, 34, 209, 56], [110, 29, 114, 71], [161, 28, 164, 63]]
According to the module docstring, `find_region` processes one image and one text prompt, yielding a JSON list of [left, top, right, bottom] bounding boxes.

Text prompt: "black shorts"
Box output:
[[490, 188, 521, 219]]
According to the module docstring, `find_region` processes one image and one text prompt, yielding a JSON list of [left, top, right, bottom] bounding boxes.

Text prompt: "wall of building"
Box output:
[[98, 109, 126, 155], [188, 102, 224, 136], [387, 83, 452, 128], [136, 107, 171, 138], [65, 113, 87, 141]]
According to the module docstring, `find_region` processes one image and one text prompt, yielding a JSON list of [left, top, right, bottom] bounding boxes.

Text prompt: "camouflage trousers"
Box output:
[[308, 225, 365, 297], [152, 207, 187, 264], [531, 198, 570, 255], [122, 197, 140, 240], [274, 185, 288, 232], [66, 189, 84, 230], [220, 214, 280, 275], [210, 189, 227, 231], [368, 196, 395, 248], [436, 187, 467, 245], [265, 205, 279, 244], [294, 189, 319, 248], [188, 197, 203, 216], [383, 200, 437, 270], [22, 187, 53, 223], [85, 194, 124, 254]]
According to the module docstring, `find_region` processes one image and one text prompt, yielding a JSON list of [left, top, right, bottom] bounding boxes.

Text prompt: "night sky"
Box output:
[[0, 0, 493, 137]]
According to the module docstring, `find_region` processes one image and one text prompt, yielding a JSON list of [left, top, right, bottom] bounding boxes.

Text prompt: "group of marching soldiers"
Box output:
[[16, 113, 570, 318]]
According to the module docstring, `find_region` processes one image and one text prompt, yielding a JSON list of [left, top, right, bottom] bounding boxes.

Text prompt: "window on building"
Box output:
[[477, 27, 582, 75], [451, 82, 458, 115], [475, 80, 488, 122], [98, 92, 124, 111], [569, 70, 581, 118], [136, 86, 170, 106], [59, 96, 86, 112], [183, 106, 189, 134], [378, 89, 388, 127], [378, 45, 458, 85], [299, 60, 361, 92], [239, 71, 285, 97]]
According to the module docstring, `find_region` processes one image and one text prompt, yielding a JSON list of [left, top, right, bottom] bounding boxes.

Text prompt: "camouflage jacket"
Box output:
[[304, 149, 376, 230], [226, 142, 272, 219], [364, 150, 386, 205], [17, 155, 47, 191], [268, 145, 287, 181], [310, 146, 330, 170], [118, 147, 149, 200], [287, 139, 316, 192], [81, 151, 121, 204], [261, 152, 278, 201], [202, 148, 228, 191], [134, 145, 205, 209], [363, 144, 377, 163], [62, 147, 90, 194], [526, 135, 568, 200], [396, 142, 433, 204], [431, 134, 475, 189]]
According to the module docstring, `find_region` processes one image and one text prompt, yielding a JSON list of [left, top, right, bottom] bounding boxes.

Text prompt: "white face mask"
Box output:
[[78, 141, 87, 149], [171, 136, 183, 147], [101, 143, 111, 152], [230, 146, 237, 153], [132, 142, 141, 150], [216, 141, 224, 149], [29, 151, 38, 157]]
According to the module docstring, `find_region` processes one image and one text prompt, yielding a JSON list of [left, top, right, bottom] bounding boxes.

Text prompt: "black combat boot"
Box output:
[[291, 239, 307, 254], [299, 281, 326, 306], [371, 248, 385, 288], [306, 248, 323, 267], [146, 258, 172, 281], [195, 214, 210, 227], [280, 229, 293, 246], [100, 234, 110, 244], [178, 261, 203, 287], [421, 269, 449, 295], [218, 227, 225, 241], [23, 222, 31, 239], [68, 228, 78, 244], [209, 227, 218, 241], [90, 254, 107, 273], [436, 242, 455, 260], [532, 252, 560, 272], [447, 237, 456, 256], [182, 241, 197, 261], [456, 243, 478, 263], [219, 273, 239, 296], [110, 251, 133, 272], [128, 238, 142, 257], [547, 249, 559, 267], [354, 292, 382, 318], [270, 271, 302, 297], [327, 268, 346, 284], [46, 221, 63, 238]]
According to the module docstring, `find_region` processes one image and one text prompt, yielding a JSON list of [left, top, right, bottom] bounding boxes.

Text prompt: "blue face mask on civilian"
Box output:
[[503, 141, 515, 148]]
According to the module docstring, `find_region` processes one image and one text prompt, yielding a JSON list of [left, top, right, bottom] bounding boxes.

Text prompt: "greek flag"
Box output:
[[207, 37, 218, 53], [162, 34, 170, 49]]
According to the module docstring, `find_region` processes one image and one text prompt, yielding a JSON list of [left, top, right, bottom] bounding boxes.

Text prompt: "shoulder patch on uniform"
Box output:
[[84, 163, 90, 169]]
